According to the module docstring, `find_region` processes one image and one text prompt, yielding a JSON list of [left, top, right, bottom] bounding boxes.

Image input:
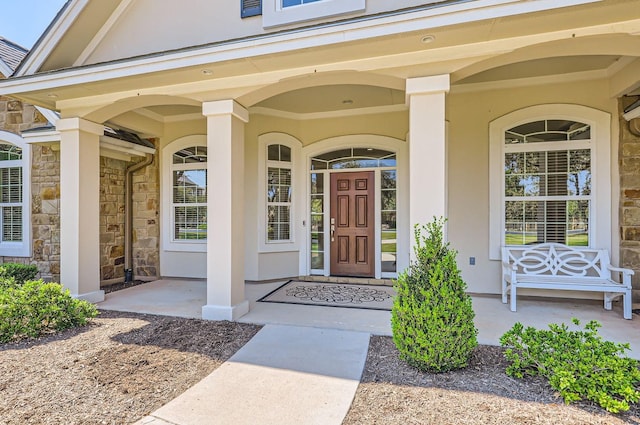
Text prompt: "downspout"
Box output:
[[124, 153, 154, 282]]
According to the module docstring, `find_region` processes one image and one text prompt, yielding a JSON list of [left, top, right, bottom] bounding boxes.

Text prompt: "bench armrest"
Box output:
[[501, 260, 517, 284], [607, 264, 634, 286]]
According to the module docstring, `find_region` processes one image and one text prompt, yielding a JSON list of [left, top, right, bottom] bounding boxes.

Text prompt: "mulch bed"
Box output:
[[0, 310, 260, 425], [344, 336, 640, 425], [1, 310, 639, 424]]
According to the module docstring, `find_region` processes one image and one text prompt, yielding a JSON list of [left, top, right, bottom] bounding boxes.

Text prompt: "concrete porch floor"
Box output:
[[97, 279, 640, 358]]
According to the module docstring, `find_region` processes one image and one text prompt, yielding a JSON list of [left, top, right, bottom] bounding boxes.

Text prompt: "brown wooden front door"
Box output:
[[330, 171, 375, 277]]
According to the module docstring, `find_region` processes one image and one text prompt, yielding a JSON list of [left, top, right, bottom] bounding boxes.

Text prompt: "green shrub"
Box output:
[[391, 217, 478, 372], [0, 263, 38, 285], [500, 319, 640, 413], [0, 279, 98, 343]]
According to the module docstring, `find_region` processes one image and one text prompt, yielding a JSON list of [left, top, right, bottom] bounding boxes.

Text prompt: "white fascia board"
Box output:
[[99, 135, 156, 155], [624, 106, 640, 121], [0, 59, 12, 78], [23, 129, 61, 144], [16, 0, 91, 76], [0, 0, 603, 95], [34, 106, 60, 125], [74, 0, 135, 66]]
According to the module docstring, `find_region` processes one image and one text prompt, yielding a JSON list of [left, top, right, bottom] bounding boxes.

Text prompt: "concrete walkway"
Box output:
[[134, 325, 370, 425]]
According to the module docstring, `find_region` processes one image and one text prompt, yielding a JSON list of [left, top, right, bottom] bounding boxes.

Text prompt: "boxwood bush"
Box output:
[[0, 278, 98, 343], [391, 217, 478, 372], [0, 263, 38, 285], [500, 319, 640, 413]]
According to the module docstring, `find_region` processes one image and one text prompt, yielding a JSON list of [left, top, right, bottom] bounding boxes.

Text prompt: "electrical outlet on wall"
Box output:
[[469, 257, 476, 265]]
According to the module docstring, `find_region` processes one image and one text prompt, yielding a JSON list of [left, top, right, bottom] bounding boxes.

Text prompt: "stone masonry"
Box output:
[[619, 97, 640, 291], [131, 149, 160, 279], [0, 94, 56, 280], [100, 157, 126, 282], [100, 150, 160, 284], [0, 95, 47, 134]]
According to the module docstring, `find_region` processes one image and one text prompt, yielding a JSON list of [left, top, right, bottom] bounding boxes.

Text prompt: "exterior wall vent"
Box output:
[[242, 0, 262, 18]]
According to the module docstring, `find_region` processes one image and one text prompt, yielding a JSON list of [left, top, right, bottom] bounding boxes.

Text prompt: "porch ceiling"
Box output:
[[255, 84, 405, 114], [456, 55, 622, 85]]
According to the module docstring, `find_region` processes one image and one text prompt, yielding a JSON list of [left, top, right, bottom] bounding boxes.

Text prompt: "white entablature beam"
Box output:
[[610, 58, 640, 98], [14, 17, 640, 114]]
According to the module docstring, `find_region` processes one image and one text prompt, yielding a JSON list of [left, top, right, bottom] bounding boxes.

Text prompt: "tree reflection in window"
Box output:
[[504, 120, 591, 246], [172, 146, 207, 240]]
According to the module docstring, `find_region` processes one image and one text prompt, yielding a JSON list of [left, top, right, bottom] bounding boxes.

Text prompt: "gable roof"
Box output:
[[0, 37, 28, 75]]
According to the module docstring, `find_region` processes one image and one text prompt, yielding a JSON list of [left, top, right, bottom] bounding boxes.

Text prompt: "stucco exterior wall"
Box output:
[[243, 110, 408, 281], [83, 0, 445, 66], [447, 78, 619, 295]]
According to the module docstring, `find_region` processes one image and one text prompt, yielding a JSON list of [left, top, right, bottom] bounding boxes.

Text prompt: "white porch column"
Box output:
[[202, 100, 249, 321], [57, 117, 104, 302], [406, 75, 450, 252]]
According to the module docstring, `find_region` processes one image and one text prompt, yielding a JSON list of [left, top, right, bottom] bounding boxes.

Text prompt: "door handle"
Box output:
[[330, 220, 335, 242]]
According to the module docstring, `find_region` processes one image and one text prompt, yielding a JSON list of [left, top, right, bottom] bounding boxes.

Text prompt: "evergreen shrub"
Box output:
[[0, 263, 38, 285], [500, 319, 640, 413], [0, 279, 98, 343], [391, 217, 478, 372]]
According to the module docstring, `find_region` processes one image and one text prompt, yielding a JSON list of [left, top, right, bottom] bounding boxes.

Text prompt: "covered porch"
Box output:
[[97, 279, 640, 358]]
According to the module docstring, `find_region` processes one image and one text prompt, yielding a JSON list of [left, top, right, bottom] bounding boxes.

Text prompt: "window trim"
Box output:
[[161, 135, 207, 253], [489, 105, 611, 260], [258, 133, 301, 252], [262, 0, 364, 28], [0, 131, 31, 257]]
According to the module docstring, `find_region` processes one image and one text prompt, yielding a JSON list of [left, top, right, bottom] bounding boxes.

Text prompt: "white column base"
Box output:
[[202, 300, 250, 321], [75, 290, 105, 303]]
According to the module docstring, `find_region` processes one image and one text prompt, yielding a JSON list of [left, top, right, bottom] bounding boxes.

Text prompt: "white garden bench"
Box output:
[[502, 243, 634, 320]]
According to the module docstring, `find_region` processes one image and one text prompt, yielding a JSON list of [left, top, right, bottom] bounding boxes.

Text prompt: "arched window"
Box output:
[[266, 144, 292, 242], [0, 131, 30, 257], [162, 135, 208, 253], [257, 133, 301, 252], [172, 146, 207, 241], [503, 119, 591, 246], [489, 105, 611, 260]]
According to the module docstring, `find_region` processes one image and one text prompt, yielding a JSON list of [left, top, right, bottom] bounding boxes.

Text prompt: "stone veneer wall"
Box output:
[[619, 98, 640, 290], [0, 96, 47, 133], [0, 95, 56, 280], [100, 148, 161, 283], [131, 150, 160, 279], [100, 157, 126, 282]]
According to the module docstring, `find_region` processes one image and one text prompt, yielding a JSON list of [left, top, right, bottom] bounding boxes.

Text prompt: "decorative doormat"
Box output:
[[258, 280, 395, 311]]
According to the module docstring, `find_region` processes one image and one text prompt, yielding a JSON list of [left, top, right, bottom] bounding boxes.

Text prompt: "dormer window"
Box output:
[[283, 0, 321, 7], [262, 0, 364, 28]]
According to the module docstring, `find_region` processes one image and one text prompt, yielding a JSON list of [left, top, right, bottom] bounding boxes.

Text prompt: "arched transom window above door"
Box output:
[[310, 148, 396, 170]]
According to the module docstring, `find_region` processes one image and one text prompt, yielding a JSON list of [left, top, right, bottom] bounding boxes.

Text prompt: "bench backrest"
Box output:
[[502, 243, 609, 279]]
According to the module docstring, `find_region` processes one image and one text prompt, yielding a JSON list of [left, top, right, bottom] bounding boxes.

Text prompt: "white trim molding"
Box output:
[[161, 134, 208, 253], [299, 134, 409, 278], [0, 131, 32, 257], [489, 104, 611, 260], [257, 132, 302, 253]]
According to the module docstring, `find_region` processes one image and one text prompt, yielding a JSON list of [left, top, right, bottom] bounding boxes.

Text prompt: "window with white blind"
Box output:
[[503, 120, 591, 247], [267, 144, 292, 242], [0, 132, 30, 257], [489, 105, 611, 261], [171, 146, 207, 242]]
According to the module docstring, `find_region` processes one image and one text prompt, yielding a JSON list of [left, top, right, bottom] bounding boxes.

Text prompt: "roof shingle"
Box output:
[[0, 37, 28, 74]]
